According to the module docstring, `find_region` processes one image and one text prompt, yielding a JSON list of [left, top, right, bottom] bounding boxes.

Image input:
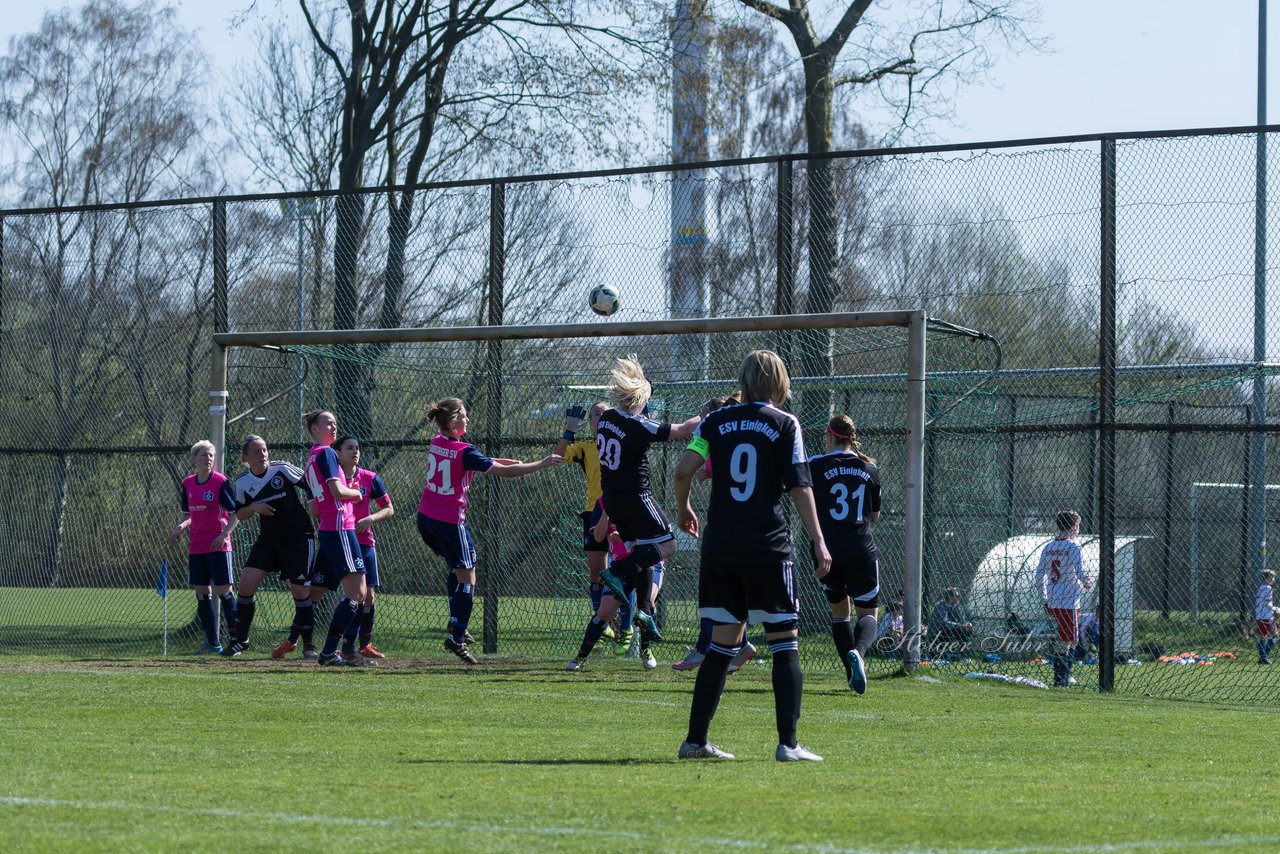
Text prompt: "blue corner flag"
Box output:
[[156, 559, 169, 598]]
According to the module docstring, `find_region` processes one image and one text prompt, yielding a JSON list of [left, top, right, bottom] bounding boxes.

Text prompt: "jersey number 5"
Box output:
[[829, 482, 865, 522], [1050, 559, 1061, 584], [597, 435, 622, 471], [423, 454, 455, 496]]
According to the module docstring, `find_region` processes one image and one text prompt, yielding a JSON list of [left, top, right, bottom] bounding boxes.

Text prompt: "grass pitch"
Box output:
[[2, 655, 1277, 853]]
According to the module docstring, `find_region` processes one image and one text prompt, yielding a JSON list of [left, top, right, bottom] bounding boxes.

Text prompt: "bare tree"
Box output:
[[724, 0, 1041, 418], [296, 0, 664, 439], [0, 0, 216, 583]]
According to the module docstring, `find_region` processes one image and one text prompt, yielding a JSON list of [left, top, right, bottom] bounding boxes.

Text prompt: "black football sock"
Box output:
[[769, 641, 802, 749], [577, 617, 608, 659], [196, 594, 216, 646], [830, 617, 855, 675], [853, 614, 879, 657], [359, 604, 375, 646], [233, 595, 256, 645], [322, 599, 359, 656], [685, 645, 735, 746], [218, 592, 237, 645]]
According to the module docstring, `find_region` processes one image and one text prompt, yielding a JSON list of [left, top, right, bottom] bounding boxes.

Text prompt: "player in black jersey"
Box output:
[[808, 414, 882, 694], [595, 355, 701, 643], [224, 435, 317, 658], [674, 350, 831, 762]]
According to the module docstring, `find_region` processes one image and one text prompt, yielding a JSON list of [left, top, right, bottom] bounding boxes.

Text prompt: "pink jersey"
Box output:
[[608, 529, 629, 562], [306, 444, 354, 532], [417, 434, 493, 524], [351, 467, 390, 547], [181, 471, 234, 554]]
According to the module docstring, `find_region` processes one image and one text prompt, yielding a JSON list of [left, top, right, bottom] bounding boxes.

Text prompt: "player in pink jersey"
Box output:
[[302, 409, 370, 666], [565, 500, 666, 671], [168, 440, 240, 654], [334, 436, 394, 660], [416, 397, 563, 663]]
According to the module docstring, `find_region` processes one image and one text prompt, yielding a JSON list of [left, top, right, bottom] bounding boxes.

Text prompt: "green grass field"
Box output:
[[2, 655, 1278, 853]]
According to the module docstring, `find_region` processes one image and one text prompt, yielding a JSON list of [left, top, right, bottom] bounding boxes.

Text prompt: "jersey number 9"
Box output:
[[729, 444, 757, 502]]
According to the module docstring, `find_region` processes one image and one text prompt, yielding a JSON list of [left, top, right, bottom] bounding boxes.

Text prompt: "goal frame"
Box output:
[[210, 310, 929, 669]]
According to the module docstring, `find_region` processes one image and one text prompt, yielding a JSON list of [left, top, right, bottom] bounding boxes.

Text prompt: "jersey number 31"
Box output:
[[829, 482, 865, 522]]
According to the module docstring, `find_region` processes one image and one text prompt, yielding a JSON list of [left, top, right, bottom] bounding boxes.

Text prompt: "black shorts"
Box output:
[[819, 549, 880, 608], [245, 535, 315, 586], [698, 553, 799, 626], [601, 492, 673, 547], [581, 509, 608, 553]]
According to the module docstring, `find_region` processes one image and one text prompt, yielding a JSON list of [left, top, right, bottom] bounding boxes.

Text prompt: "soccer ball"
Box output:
[[589, 282, 620, 316]]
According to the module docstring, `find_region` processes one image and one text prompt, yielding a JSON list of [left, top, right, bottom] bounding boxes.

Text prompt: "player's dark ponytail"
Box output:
[[829, 414, 875, 463], [302, 409, 329, 433], [426, 398, 466, 432]]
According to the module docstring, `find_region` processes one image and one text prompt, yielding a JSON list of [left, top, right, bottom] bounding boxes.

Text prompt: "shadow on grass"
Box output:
[[404, 757, 670, 766]]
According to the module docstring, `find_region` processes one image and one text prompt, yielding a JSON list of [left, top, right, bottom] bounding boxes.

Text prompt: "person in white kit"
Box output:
[[1034, 509, 1093, 687], [1255, 570, 1279, 665]]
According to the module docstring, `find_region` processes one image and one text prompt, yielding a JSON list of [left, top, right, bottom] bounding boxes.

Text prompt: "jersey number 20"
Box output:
[[597, 435, 622, 471], [423, 454, 455, 495]]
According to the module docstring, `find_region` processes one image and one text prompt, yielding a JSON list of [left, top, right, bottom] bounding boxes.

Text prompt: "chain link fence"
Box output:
[[3, 126, 1280, 700]]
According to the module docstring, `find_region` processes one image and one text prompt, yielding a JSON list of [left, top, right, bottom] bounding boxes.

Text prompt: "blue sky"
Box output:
[[3, 1, 1275, 147]]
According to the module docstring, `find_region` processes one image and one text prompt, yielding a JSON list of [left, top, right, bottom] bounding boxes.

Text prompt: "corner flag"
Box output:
[[156, 559, 169, 598]]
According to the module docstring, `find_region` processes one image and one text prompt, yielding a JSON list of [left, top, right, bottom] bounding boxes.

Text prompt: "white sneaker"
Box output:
[[726, 641, 757, 675], [672, 648, 705, 671], [641, 648, 657, 669], [678, 741, 735, 760], [776, 743, 823, 762], [565, 658, 586, 671]]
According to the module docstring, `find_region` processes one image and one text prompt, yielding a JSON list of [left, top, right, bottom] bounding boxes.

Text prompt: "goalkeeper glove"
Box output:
[[564, 404, 588, 434]]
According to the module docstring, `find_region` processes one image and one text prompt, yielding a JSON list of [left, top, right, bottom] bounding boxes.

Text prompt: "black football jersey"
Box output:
[[808, 450, 880, 559], [691, 401, 811, 560], [596, 408, 671, 498], [234, 460, 314, 540]]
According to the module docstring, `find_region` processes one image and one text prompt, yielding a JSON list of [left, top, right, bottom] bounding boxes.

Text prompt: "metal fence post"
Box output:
[[1098, 138, 1117, 692], [902, 310, 928, 672], [775, 159, 794, 363], [212, 199, 228, 471], [1161, 402, 1175, 618], [483, 180, 506, 655]]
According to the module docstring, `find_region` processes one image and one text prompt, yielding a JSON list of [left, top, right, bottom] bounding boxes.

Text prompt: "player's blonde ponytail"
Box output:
[[739, 349, 790, 406], [609, 355, 651, 412]]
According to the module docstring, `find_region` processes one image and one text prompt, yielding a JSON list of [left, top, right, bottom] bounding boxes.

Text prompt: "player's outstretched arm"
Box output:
[[556, 404, 588, 456], [487, 454, 565, 478], [674, 449, 704, 537], [790, 485, 831, 578], [668, 414, 702, 442]]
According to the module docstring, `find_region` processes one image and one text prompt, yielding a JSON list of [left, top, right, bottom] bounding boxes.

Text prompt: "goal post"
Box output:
[[210, 311, 938, 667]]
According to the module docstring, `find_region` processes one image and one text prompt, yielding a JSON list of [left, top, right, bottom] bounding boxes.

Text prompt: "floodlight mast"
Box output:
[[210, 310, 931, 667]]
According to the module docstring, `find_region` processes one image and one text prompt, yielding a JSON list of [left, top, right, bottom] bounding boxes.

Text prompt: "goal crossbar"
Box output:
[[209, 310, 930, 669]]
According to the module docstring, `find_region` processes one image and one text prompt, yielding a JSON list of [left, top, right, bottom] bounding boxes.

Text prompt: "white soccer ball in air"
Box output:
[[589, 282, 620, 316]]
